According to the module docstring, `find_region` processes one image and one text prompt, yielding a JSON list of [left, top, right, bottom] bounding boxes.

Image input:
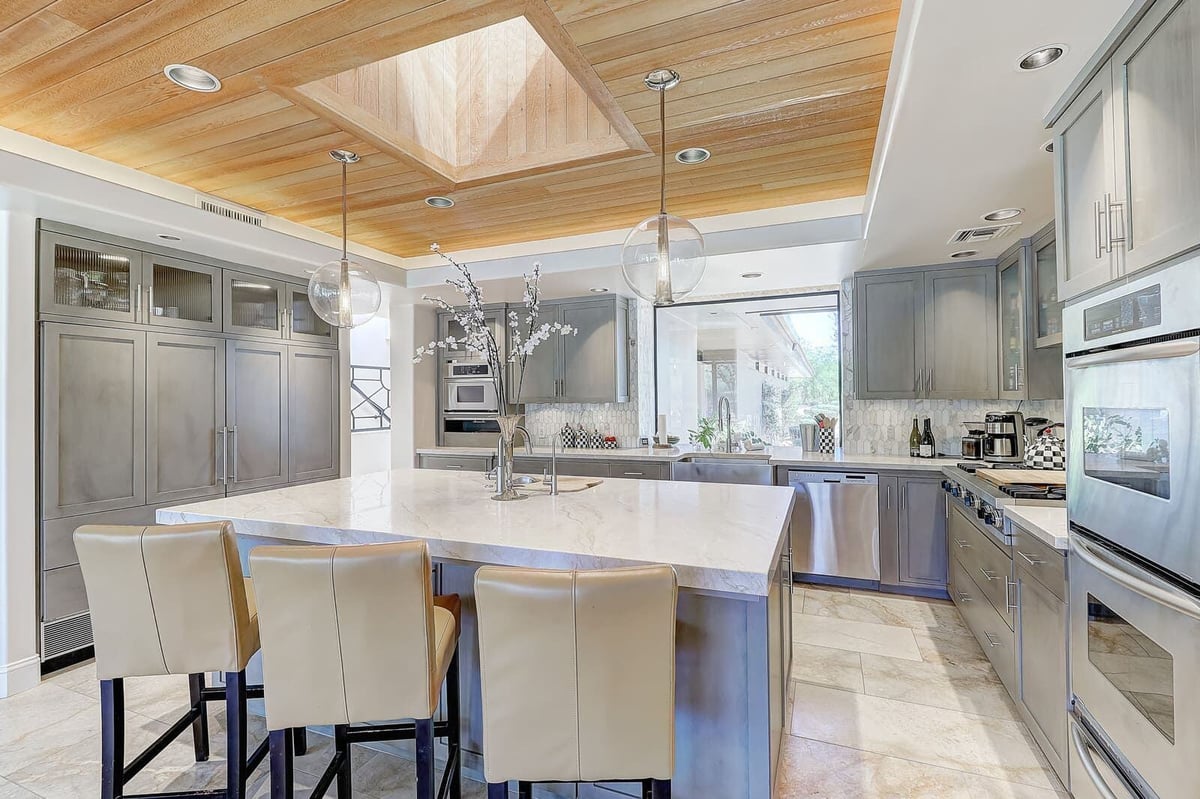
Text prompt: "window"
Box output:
[[655, 293, 841, 447]]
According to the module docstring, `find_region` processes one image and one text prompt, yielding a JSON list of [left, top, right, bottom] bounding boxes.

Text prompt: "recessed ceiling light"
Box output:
[[163, 63, 221, 92], [950, 250, 979, 259], [982, 208, 1023, 222], [1042, 139, 1055, 154], [589, 287, 609, 293], [675, 147, 711, 164], [425, 196, 455, 208], [156, 233, 182, 241], [1018, 45, 1066, 71], [741, 272, 763, 279]]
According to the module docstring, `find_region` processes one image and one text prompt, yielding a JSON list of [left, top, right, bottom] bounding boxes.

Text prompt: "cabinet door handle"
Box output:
[[231, 425, 238, 483], [135, 282, 142, 322], [928, 367, 934, 394], [1004, 575, 1017, 612], [956, 591, 973, 602], [216, 427, 227, 485], [147, 284, 154, 318], [1106, 193, 1127, 251], [978, 567, 998, 582], [955, 538, 971, 549], [886, 485, 892, 509], [1017, 550, 1044, 566], [1095, 199, 1106, 259], [899, 484, 906, 510], [983, 631, 1002, 648]]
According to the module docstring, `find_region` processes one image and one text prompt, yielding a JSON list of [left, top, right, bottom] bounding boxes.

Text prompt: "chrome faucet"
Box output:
[[718, 396, 732, 453], [548, 433, 561, 495], [513, 425, 534, 455]]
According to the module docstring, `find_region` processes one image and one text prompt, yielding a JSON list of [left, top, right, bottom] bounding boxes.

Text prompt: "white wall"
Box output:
[[0, 211, 40, 696], [389, 299, 437, 469]]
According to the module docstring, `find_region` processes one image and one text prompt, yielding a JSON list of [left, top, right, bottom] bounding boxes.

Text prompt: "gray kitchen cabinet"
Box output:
[[607, 460, 669, 480], [878, 474, 901, 586], [41, 323, 147, 519], [288, 346, 340, 483], [853, 271, 925, 399], [1111, 0, 1200, 278], [997, 229, 1064, 403], [285, 282, 337, 346], [512, 324, 558, 403], [1032, 229, 1062, 348], [417, 453, 494, 471], [226, 338, 289, 491], [1016, 549, 1069, 783], [854, 264, 996, 400], [559, 299, 629, 403], [1052, 66, 1120, 301], [146, 332, 226, 504], [223, 270, 286, 339], [143, 253, 223, 332], [38, 231, 143, 324], [896, 477, 949, 588], [924, 266, 997, 399]]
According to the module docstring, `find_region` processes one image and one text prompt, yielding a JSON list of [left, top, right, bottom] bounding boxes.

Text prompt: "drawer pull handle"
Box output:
[[955, 539, 971, 549], [1017, 551, 1045, 566], [622, 471, 644, 476], [956, 591, 973, 602], [1004, 575, 1017, 612], [983, 632, 1002, 648], [979, 567, 998, 582], [445, 465, 463, 469]]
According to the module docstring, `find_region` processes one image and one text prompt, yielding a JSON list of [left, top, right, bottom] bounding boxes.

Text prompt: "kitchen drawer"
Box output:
[[1011, 524, 1067, 602], [42, 564, 88, 622], [41, 503, 162, 570], [513, 456, 550, 475], [607, 460, 670, 480], [951, 556, 1017, 695], [556, 459, 609, 478], [417, 454, 493, 472], [949, 504, 1014, 627]]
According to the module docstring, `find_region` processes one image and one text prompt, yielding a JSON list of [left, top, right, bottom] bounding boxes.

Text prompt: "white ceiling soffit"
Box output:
[[0, 127, 407, 282], [860, 0, 1137, 270]]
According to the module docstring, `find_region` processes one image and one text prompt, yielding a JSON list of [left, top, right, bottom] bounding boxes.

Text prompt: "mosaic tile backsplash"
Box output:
[[522, 300, 656, 447], [838, 279, 1064, 456]]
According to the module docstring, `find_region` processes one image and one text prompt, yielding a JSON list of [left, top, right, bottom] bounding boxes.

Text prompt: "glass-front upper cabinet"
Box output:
[[144, 254, 222, 332], [222, 271, 285, 338], [1033, 230, 1062, 348], [998, 249, 1026, 399], [38, 231, 143, 323], [286, 283, 336, 345]]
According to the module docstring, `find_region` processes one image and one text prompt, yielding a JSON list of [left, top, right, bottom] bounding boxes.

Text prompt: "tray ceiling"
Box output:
[[0, 0, 901, 261]]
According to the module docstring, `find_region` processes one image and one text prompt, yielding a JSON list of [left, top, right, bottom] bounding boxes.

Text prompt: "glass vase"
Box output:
[[493, 413, 527, 502]]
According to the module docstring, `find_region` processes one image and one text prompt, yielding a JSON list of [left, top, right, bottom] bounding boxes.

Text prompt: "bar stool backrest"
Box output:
[[74, 521, 256, 680], [248, 541, 439, 730], [474, 565, 678, 784]]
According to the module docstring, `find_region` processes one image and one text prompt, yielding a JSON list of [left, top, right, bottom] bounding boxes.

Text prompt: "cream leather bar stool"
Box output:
[[474, 565, 678, 799], [74, 521, 271, 799], [248, 541, 462, 799]]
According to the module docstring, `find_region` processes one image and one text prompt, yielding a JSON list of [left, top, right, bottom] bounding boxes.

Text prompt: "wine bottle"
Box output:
[[920, 418, 935, 458], [908, 417, 921, 458]]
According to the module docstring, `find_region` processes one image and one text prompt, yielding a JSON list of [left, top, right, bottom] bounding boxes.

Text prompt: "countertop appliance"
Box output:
[[1064, 261, 1200, 799], [443, 377, 499, 414], [961, 423, 986, 460], [788, 470, 879, 585], [983, 411, 1025, 463]]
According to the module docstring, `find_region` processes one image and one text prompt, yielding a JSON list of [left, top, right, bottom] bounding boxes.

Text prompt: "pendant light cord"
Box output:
[[659, 88, 667, 216], [340, 161, 349, 261]]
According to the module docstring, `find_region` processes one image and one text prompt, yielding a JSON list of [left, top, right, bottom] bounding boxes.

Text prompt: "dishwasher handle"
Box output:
[[787, 470, 879, 487]]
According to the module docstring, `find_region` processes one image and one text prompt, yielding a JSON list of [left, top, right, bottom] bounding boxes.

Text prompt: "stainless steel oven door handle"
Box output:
[[1067, 338, 1199, 368], [1070, 723, 1121, 799], [1074, 535, 1200, 622]]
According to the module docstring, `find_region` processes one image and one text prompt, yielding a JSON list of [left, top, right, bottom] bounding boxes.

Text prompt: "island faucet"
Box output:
[[513, 425, 534, 455], [718, 396, 732, 453], [549, 433, 561, 495]]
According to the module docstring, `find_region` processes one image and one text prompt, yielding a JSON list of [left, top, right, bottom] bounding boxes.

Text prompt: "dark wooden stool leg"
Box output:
[[447, 650, 462, 799], [517, 781, 533, 799], [486, 783, 507, 799], [415, 717, 435, 799], [100, 679, 125, 799], [268, 729, 295, 799], [334, 724, 352, 798], [641, 779, 653, 799], [291, 727, 307, 757], [226, 670, 249, 799], [651, 779, 671, 799], [188, 672, 210, 762]]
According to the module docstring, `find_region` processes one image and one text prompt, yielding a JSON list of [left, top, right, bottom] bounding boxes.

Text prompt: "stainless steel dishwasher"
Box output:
[[787, 470, 880, 585]]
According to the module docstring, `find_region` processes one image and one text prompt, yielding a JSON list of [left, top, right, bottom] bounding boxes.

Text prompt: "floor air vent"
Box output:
[[42, 612, 93, 660], [947, 223, 1020, 245], [197, 195, 265, 227]]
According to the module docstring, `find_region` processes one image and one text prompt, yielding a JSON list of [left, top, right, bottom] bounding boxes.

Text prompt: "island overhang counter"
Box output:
[[158, 469, 796, 799]]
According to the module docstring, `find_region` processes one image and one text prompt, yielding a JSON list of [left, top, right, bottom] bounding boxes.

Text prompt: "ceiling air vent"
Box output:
[[947, 222, 1020, 245], [196, 195, 265, 227]]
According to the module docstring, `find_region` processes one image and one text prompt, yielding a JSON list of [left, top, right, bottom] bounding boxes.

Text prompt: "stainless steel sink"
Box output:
[[672, 455, 774, 485]]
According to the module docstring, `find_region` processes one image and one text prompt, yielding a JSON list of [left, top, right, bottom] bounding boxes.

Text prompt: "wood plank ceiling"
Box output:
[[0, 0, 901, 261]]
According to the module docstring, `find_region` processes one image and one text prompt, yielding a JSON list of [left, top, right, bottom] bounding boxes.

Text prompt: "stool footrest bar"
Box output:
[[124, 706, 203, 781]]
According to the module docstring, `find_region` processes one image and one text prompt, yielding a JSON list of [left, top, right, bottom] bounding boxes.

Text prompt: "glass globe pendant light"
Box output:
[[620, 68, 706, 306], [308, 149, 381, 328]]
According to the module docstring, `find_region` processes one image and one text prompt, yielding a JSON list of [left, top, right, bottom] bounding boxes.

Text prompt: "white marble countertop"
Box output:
[[1004, 505, 1069, 551], [158, 469, 796, 597], [419, 445, 958, 471]]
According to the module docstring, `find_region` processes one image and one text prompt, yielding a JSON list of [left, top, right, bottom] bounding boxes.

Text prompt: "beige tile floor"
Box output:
[[0, 585, 1067, 798]]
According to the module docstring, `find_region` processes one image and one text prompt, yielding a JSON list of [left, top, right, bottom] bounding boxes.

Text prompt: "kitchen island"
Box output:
[[159, 469, 796, 799]]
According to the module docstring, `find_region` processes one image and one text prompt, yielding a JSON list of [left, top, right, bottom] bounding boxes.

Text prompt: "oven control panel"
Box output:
[[1084, 284, 1161, 341]]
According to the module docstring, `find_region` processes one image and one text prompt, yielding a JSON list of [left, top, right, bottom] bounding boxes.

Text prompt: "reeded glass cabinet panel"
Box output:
[[287, 284, 336, 345], [223, 271, 284, 338], [39, 232, 142, 323], [999, 255, 1025, 396], [145, 255, 222, 331]]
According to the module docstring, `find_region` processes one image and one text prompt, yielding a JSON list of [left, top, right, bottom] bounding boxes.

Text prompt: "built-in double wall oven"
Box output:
[[1064, 261, 1200, 799]]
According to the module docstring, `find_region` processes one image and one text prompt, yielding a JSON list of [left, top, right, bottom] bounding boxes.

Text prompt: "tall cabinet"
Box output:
[[37, 221, 343, 665]]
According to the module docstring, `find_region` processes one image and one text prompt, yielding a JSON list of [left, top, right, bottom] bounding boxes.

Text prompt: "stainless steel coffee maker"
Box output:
[[983, 411, 1025, 464]]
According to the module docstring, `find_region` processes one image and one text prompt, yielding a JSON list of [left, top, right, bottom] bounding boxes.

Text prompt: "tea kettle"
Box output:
[[1024, 419, 1065, 470]]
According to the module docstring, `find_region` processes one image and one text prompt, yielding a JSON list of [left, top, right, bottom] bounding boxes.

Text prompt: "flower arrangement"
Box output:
[[413, 243, 574, 412]]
